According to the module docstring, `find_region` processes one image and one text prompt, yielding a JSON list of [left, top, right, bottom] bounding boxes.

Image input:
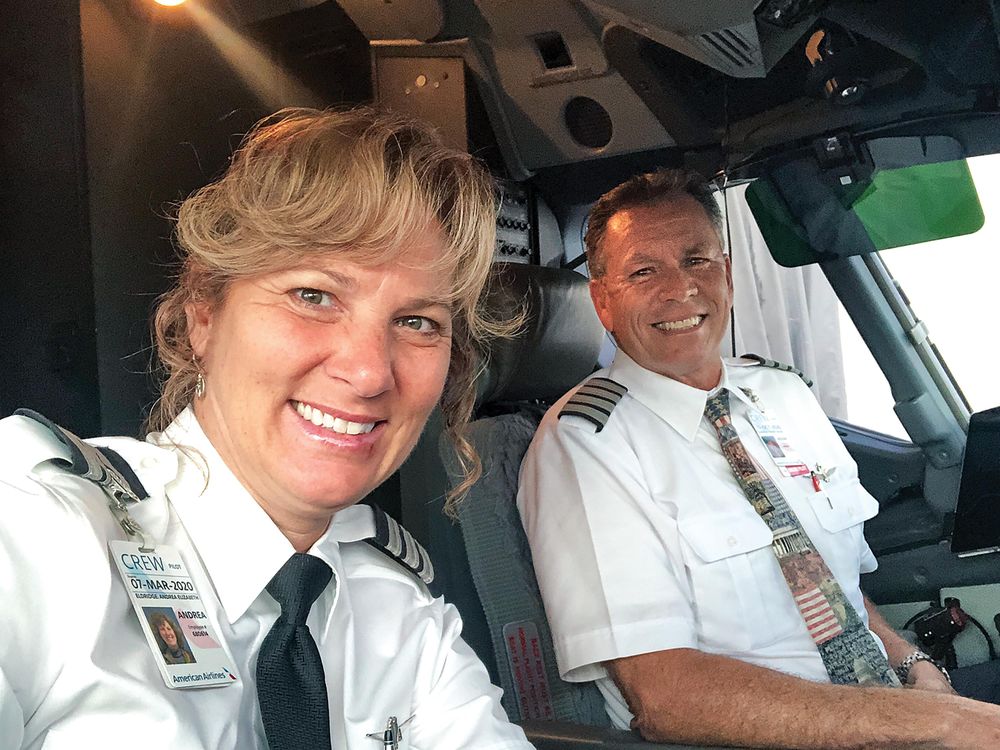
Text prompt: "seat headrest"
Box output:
[[476, 263, 605, 408]]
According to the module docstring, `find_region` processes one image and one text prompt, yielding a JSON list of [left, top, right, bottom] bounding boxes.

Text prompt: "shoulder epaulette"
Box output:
[[363, 504, 435, 585], [740, 354, 814, 388], [558, 377, 628, 432], [13, 408, 149, 506]]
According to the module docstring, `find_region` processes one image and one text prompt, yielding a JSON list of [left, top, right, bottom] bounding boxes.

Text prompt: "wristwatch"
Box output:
[[895, 650, 951, 686]]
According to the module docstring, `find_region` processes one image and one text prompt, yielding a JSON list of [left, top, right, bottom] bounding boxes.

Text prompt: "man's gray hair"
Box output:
[[584, 168, 723, 278]]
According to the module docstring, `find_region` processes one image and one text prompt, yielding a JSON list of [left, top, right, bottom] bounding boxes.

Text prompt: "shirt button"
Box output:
[[140, 457, 158, 469], [727, 536, 739, 547]]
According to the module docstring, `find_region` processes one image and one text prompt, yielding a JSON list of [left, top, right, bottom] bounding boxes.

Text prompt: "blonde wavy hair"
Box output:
[[148, 106, 505, 506]]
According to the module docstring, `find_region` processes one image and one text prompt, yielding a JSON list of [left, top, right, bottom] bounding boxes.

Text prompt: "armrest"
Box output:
[[519, 719, 729, 749]]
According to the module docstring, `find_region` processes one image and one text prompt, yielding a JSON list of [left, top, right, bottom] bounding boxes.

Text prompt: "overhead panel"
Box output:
[[583, 0, 810, 78], [460, 0, 671, 175], [336, 0, 445, 41]]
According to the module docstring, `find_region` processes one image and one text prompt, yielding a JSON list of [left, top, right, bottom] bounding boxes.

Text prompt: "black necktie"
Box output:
[[256, 553, 335, 750]]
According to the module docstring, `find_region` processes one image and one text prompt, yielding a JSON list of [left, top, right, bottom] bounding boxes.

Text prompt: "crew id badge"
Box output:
[[110, 540, 238, 689], [746, 410, 810, 477]]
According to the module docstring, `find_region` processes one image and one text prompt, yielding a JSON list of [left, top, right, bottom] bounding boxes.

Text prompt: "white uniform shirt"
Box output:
[[517, 352, 882, 729], [0, 408, 530, 750]]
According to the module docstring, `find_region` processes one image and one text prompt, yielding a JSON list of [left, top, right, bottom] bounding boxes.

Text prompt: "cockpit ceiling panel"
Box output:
[[584, 0, 763, 35], [461, 0, 673, 175], [337, 0, 445, 42], [583, 0, 809, 78]]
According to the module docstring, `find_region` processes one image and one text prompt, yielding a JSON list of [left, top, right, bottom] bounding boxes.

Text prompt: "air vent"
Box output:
[[690, 22, 764, 76], [696, 28, 754, 68]]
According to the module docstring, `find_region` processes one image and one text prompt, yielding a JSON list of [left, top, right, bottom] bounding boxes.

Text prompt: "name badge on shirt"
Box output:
[[746, 411, 810, 477], [110, 540, 238, 689]]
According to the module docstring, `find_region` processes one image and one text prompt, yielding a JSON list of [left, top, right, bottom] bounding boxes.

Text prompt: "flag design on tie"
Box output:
[[795, 586, 845, 645]]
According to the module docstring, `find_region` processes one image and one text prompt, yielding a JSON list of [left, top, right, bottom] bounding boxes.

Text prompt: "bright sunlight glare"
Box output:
[[185, 3, 320, 109]]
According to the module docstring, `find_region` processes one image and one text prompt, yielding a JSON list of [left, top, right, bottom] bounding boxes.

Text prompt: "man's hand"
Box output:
[[907, 659, 956, 694], [862, 596, 957, 695]]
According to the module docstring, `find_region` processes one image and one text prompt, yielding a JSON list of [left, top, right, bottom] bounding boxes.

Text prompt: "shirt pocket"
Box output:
[[677, 513, 778, 652], [809, 480, 879, 533], [807, 479, 880, 586]]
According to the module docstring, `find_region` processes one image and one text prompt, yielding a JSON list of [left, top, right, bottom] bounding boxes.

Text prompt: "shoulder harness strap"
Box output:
[[740, 353, 815, 388], [14, 408, 149, 507], [362, 503, 435, 585], [558, 376, 628, 432]]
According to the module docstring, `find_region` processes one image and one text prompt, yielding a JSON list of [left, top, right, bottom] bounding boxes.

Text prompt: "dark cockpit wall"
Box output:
[[1, 0, 373, 440]]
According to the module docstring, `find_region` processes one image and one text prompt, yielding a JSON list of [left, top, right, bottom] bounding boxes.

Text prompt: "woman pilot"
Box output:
[[0, 107, 531, 750]]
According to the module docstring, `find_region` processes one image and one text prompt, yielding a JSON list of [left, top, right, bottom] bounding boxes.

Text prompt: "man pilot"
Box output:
[[517, 168, 1000, 748]]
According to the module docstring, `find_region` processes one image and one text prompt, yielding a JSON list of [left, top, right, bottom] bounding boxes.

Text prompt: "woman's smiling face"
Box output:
[[158, 620, 178, 649], [187, 228, 454, 539]]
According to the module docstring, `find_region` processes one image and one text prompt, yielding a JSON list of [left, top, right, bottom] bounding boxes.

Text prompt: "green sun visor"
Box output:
[[746, 137, 986, 268]]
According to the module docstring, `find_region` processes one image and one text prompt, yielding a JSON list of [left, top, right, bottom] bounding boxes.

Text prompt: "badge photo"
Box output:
[[144, 607, 197, 666]]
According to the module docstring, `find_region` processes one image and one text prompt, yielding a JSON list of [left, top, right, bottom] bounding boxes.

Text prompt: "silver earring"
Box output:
[[192, 354, 207, 399]]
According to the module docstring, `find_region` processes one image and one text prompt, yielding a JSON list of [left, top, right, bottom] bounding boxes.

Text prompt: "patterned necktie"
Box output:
[[256, 553, 335, 749], [704, 390, 899, 687]]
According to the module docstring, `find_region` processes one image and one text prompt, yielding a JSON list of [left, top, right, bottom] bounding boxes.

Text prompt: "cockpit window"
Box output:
[[868, 154, 1000, 415], [738, 152, 1000, 436]]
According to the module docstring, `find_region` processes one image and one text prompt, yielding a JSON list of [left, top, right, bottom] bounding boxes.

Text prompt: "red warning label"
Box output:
[[502, 620, 554, 720]]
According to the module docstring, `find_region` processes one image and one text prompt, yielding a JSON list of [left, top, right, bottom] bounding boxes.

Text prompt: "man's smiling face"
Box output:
[[589, 194, 733, 390]]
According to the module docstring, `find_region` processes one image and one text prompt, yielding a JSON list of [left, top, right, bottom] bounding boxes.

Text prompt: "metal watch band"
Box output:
[[895, 650, 952, 686]]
